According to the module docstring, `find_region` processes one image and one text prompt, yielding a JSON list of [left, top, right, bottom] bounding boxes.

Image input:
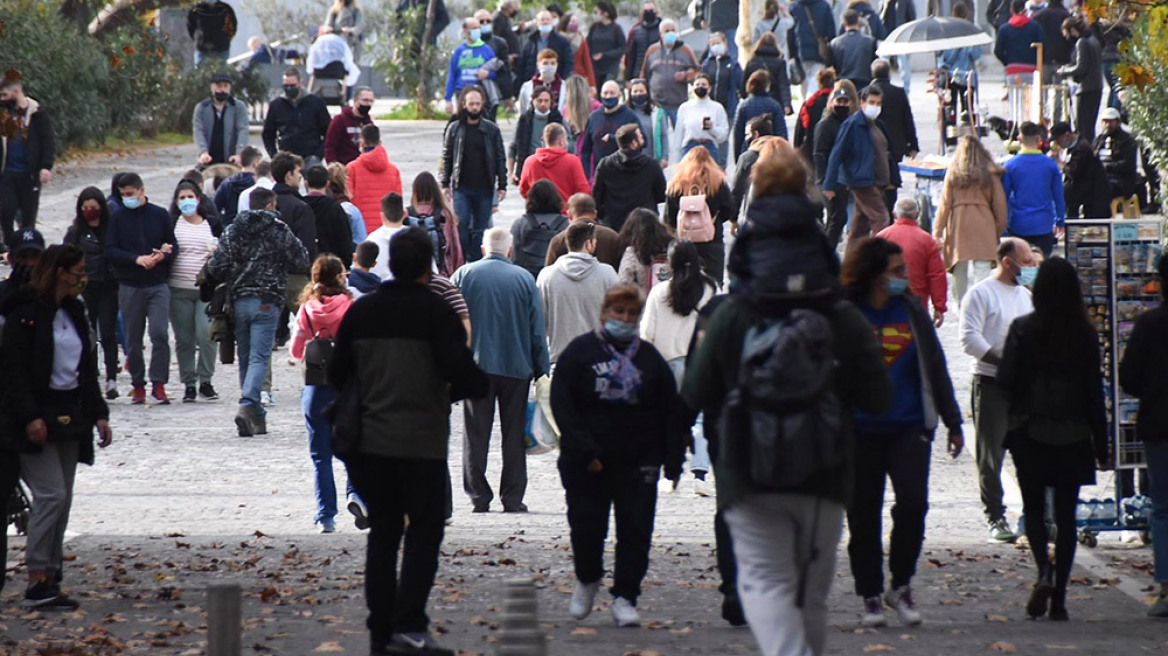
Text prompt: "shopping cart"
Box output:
[[1075, 470, 1151, 548]]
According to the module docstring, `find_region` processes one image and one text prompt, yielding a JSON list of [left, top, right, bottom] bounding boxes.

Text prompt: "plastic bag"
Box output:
[[524, 376, 559, 454]]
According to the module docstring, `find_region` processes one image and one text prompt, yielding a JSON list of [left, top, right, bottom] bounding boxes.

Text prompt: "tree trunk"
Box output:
[[416, 0, 439, 119], [88, 0, 186, 39]]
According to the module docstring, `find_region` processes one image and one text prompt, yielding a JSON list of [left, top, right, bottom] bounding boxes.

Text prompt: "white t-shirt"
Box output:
[[365, 224, 408, 280], [171, 218, 217, 289], [238, 177, 276, 216], [50, 309, 83, 391], [960, 276, 1034, 378]]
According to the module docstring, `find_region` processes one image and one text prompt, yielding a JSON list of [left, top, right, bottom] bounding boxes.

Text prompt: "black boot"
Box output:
[[722, 591, 747, 626], [1049, 588, 1068, 621], [1026, 566, 1054, 618]]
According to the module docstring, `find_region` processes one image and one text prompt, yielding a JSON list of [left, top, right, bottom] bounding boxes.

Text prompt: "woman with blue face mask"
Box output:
[[839, 237, 964, 630], [550, 284, 685, 627], [167, 181, 220, 403]]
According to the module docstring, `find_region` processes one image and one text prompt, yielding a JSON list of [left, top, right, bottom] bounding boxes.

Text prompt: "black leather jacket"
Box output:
[[441, 116, 508, 191]]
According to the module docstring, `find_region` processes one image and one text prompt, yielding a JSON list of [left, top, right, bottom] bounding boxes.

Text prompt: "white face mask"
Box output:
[[539, 64, 557, 78], [710, 43, 726, 57], [862, 104, 881, 120]]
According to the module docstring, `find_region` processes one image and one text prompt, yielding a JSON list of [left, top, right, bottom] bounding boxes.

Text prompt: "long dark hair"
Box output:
[[69, 186, 111, 243], [525, 179, 564, 215], [169, 180, 204, 218], [411, 171, 456, 221], [618, 208, 674, 265], [840, 237, 902, 301], [31, 244, 84, 299], [1029, 258, 1096, 368], [666, 240, 715, 316]]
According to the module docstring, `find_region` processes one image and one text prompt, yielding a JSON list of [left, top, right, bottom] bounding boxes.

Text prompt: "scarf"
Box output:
[[594, 330, 643, 404], [800, 87, 832, 129]]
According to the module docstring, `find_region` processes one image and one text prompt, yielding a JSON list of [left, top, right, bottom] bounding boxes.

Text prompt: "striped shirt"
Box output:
[[170, 218, 217, 289]]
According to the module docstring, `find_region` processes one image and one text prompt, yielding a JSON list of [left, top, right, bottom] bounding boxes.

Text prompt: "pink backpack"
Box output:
[[677, 186, 715, 243]]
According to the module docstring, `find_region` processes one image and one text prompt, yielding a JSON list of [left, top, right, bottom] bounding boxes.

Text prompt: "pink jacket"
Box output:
[[291, 293, 354, 361]]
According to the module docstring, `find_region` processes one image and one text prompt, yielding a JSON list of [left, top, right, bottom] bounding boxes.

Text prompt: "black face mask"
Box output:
[[9, 263, 33, 286], [630, 93, 649, 107], [356, 104, 371, 116], [283, 85, 300, 99], [643, 9, 657, 22], [213, 91, 231, 103], [0, 99, 15, 111], [832, 105, 850, 120], [694, 87, 709, 98]]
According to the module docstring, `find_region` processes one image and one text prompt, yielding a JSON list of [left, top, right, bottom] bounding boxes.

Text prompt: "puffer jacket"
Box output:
[[441, 116, 508, 192], [205, 209, 310, 305], [347, 145, 403, 235], [728, 192, 841, 301]]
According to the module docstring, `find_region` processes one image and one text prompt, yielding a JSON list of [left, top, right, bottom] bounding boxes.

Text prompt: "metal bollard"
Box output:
[[497, 578, 546, 656], [207, 582, 242, 656]]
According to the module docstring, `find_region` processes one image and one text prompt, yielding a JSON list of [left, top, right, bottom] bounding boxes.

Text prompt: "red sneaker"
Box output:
[[151, 383, 170, 405], [131, 385, 146, 405]]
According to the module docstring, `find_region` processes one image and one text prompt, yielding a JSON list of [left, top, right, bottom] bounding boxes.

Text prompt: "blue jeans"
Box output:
[[1103, 60, 1122, 110], [661, 105, 679, 126], [194, 50, 229, 67], [303, 384, 356, 524], [233, 297, 280, 416], [1145, 440, 1168, 583], [683, 141, 724, 169], [454, 187, 494, 262], [898, 55, 912, 93]]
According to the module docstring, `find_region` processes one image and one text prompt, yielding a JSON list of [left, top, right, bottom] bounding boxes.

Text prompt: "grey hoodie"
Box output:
[[535, 252, 619, 362]]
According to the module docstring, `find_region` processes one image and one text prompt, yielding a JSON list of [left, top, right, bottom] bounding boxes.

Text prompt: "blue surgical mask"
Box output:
[[601, 96, 620, 109], [469, 28, 482, 42], [663, 32, 679, 47], [178, 198, 199, 216], [887, 277, 909, 295], [603, 318, 639, 341], [1018, 266, 1039, 286], [481, 24, 493, 35], [122, 196, 141, 210], [538, 23, 553, 35]]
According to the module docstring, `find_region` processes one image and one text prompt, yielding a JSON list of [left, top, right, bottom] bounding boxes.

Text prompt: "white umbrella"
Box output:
[[876, 17, 993, 57]]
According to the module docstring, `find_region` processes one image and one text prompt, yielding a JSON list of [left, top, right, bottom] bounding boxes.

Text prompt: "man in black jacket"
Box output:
[[516, 10, 574, 82], [830, 11, 878, 90], [262, 68, 331, 165], [1034, 0, 1072, 121], [591, 124, 667, 232], [270, 153, 316, 353], [507, 86, 564, 185], [814, 89, 853, 247], [625, 2, 662, 86], [330, 227, 488, 655], [0, 77, 55, 248], [186, 0, 238, 65], [1093, 107, 1139, 200], [1056, 16, 1103, 141], [441, 87, 508, 261], [303, 165, 354, 266], [1050, 122, 1110, 218], [871, 59, 918, 209]]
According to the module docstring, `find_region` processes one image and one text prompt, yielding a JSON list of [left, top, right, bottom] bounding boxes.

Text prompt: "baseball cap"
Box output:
[[831, 88, 850, 100], [211, 72, 233, 84], [9, 228, 45, 255], [1100, 107, 1122, 121]]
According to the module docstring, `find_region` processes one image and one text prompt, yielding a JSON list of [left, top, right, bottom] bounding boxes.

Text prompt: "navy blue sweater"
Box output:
[[106, 202, 178, 287]]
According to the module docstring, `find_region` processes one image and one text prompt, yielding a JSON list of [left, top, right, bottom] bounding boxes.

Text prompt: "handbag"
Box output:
[[322, 377, 362, 461], [789, 57, 807, 86], [802, 5, 833, 64], [303, 315, 335, 387]]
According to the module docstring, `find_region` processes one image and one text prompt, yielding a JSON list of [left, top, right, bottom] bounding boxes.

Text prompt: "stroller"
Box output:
[[310, 60, 349, 106], [6, 482, 30, 536]]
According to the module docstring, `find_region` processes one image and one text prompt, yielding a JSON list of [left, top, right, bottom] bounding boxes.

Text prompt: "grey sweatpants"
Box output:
[[973, 374, 1011, 522], [119, 283, 171, 386], [724, 493, 845, 656], [21, 440, 80, 573]]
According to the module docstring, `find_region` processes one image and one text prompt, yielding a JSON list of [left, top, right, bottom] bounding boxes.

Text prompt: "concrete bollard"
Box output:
[[497, 578, 546, 656], [207, 582, 242, 656]]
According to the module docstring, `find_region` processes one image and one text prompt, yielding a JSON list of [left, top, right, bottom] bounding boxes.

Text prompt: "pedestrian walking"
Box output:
[[592, 124, 667, 233], [1002, 122, 1065, 257], [793, 67, 837, 164], [517, 50, 567, 114], [63, 189, 119, 399], [1055, 17, 1103, 142], [753, 0, 795, 60], [261, 68, 332, 165], [640, 19, 699, 123], [625, 2, 663, 91], [663, 147, 736, 283], [552, 284, 684, 626], [1, 244, 112, 609], [290, 254, 358, 534], [520, 123, 590, 204], [830, 11, 879, 91], [870, 59, 919, 207], [627, 79, 670, 170], [998, 257, 1110, 620], [559, 12, 597, 88], [329, 227, 488, 656], [408, 171, 463, 276], [932, 136, 1009, 306], [347, 125, 404, 237], [324, 0, 365, 65], [192, 72, 249, 169], [789, 0, 837, 98], [741, 34, 793, 130], [206, 188, 310, 436], [579, 81, 641, 179], [517, 10, 574, 82], [959, 237, 1037, 543], [538, 221, 618, 362], [441, 86, 508, 261], [588, 2, 625, 87], [1118, 254, 1168, 619], [675, 75, 730, 168], [701, 32, 743, 144], [994, 0, 1044, 74], [876, 197, 948, 325], [451, 227, 550, 513], [730, 118, 776, 213], [0, 76, 54, 247], [324, 87, 375, 165], [683, 147, 892, 656], [186, 0, 237, 65], [814, 84, 858, 247], [168, 181, 220, 404], [840, 237, 963, 628], [213, 146, 264, 227], [508, 86, 566, 186], [326, 162, 368, 247], [444, 17, 500, 117], [617, 208, 674, 290], [511, 179, 570, 279], [303, 165, 355, 267]]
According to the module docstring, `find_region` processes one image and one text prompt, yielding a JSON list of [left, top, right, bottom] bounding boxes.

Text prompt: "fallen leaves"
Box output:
[[985, 613, 1009, 622], [989, 642, 1018, 653], [313, 641, 346, 652], [863, 645, 895, 652], [570, 627, 598, 635]]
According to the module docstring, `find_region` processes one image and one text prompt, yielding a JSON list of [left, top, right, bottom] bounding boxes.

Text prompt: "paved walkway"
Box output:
[[2, 66, 1164, 655]]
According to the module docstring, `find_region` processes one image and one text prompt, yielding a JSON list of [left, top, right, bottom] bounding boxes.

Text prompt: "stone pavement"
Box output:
[[3, 66, 1166, 654]]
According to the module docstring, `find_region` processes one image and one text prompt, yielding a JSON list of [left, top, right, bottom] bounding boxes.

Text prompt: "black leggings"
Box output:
[[1018, 475, 1079, 591], [82, 279, 120, 381]]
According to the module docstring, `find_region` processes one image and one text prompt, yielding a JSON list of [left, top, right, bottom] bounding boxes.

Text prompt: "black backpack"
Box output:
[[406, 212, 447, 273], [303, 315, 336, 387], [515, 213, 568, 273], [720, 308, 843, 490]]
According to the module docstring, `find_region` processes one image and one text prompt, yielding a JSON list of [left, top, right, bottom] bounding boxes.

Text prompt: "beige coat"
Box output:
[[932, 172, 1009, 270]]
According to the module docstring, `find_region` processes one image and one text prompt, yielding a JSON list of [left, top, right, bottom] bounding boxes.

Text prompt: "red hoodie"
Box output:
[[518, 147, 591, 209], [292, 293, 355, 361], [324, 106, 372, 165], [347, 145, 403, 235]]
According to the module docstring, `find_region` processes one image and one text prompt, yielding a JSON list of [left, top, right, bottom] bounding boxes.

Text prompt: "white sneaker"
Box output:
[[569, 581, 600, 620], [611, 596, 641, 627], [694, 479, 714, 497], [860, 596, 887, 627], [884, 586, 922, 626], [261, 391, 275, 407]]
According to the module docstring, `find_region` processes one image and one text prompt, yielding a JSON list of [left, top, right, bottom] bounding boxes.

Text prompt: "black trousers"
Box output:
[[348, 455, 447, 642], [847, 429, 932, 598], [462, 374, 529, 510], [1, 451, 21, 594], [0, 172, 40, 246], [559, 461, 658, 603], [82, 280, 120, 381], [705, 414, 737, 597], [1017, 474, 1079, 592], [1075, 91, 1102, 143], [824, 188, 851, 249]]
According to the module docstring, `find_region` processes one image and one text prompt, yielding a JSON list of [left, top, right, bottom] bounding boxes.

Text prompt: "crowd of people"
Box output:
[[1, 2, 1168, 655]]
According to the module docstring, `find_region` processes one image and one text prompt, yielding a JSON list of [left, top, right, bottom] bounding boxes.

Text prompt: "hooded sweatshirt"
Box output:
[[205, 209, 310, 304], [347, 145, 403, 235], [536, 252, 619, 362], [292, 293, 355, 361], [518, 147, 591, 205], [592, 148, 668, 232], [213, 171, 255, 226], [995, 14, 1045, 67], [324, 106, 373, 165]]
